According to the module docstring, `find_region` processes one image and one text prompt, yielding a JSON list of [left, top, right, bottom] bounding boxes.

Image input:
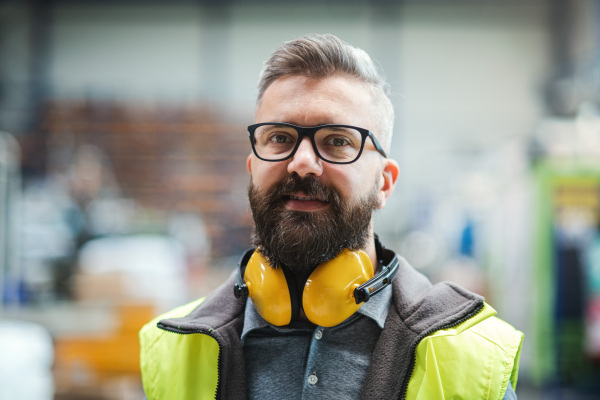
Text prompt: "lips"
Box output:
[[283, 192, 329, 211]]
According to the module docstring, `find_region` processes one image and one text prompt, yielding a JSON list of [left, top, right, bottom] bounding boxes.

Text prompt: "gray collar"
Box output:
[[241, 284, 392, 343]]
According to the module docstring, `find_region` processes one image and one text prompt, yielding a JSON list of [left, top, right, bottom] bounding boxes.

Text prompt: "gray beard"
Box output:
[[248, 173, 379, 275]]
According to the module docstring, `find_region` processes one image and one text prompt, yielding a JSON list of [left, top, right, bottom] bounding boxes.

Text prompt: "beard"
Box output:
[[248, 173, 380, 275]]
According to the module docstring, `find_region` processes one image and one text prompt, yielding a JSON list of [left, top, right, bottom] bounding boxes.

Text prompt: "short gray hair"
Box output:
[[257, 34, 394, 153]]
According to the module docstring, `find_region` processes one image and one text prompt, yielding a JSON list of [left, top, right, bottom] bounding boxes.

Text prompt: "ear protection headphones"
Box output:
[[233, 238, 399, 327]]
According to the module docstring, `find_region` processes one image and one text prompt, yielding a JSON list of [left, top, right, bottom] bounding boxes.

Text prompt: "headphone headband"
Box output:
[[233, 249, 253, 299], [354, 247, 399, 304]]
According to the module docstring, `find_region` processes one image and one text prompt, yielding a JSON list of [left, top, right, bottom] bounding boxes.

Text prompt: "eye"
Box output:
[[268, 133, 293, 144], [326, 136, 351, 147]]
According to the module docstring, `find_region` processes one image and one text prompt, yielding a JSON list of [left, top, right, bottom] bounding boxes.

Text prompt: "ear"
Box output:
[[246, 154, 252, 174], [377, 159, 399, 209]]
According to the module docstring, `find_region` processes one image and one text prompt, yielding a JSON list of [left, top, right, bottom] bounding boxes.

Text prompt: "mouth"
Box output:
[[283, 192, 330, 211]]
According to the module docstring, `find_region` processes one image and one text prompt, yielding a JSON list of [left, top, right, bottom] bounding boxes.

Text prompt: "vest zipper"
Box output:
[[157, 322, 223, 400], [399, 302, 485, 400]]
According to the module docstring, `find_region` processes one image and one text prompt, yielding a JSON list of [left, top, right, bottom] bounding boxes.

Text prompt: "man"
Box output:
[[139, 34, 523, 399]]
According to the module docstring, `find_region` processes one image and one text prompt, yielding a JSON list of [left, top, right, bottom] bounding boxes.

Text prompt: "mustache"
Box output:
[[267, 174, 339, 205]]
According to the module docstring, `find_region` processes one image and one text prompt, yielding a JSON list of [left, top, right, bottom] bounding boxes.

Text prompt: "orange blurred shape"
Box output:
[[53, 303, 154, 392]]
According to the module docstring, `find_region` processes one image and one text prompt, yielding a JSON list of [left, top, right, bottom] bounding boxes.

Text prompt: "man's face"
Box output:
[[247, 74, 398, 272]]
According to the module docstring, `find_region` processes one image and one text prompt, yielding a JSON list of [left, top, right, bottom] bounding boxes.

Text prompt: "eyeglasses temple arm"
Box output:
[[368, 131, 387, 158]]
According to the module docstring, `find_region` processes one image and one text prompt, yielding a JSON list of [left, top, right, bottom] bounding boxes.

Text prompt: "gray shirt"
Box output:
[[242, 285, 390, 399]]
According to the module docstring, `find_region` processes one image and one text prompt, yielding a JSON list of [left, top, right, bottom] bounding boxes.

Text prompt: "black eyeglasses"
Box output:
[[248, 122, 387, 165]]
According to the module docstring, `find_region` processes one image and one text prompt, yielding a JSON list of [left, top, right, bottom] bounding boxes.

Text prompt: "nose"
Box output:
[[287, 137, 323, 178]]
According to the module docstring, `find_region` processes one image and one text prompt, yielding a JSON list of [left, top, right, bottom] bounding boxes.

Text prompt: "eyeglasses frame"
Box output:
[[248, 122, 387, 165]]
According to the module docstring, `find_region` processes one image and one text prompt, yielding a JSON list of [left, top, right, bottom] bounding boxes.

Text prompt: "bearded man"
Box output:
[[140, 34, 523, 400]]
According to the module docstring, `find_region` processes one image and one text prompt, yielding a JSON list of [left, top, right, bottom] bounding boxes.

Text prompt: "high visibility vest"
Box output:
[[140, 300, 522, 400]]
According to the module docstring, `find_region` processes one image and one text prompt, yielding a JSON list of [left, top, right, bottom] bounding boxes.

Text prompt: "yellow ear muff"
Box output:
[[302, 249, 374, 327], [244, 250, 293, 326]]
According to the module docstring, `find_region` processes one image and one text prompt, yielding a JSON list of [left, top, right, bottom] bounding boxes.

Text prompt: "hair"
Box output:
[[256, 34, 395, 153]]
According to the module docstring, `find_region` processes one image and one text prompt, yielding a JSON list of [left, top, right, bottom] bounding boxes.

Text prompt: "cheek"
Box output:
[[326, 166, 360, 199], [250, 158, 289, 190], [339, 164, 381, 202]]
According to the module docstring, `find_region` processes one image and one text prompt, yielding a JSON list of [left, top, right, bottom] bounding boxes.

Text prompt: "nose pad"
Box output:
[[287, 137, 323, 177]]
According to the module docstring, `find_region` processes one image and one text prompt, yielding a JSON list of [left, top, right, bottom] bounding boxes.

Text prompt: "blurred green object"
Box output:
[[533, 159, 600, 391]]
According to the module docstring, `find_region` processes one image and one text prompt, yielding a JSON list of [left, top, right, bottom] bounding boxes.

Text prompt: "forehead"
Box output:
[[255, 74, 376, 130]]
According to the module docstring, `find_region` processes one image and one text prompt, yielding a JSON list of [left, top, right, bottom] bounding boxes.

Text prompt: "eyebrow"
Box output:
[[260, 123, 294, 131], [322, 126, 355, 132]]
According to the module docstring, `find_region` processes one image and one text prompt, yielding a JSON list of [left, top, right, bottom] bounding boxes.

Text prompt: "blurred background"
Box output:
[[1, 0, 600, 398]]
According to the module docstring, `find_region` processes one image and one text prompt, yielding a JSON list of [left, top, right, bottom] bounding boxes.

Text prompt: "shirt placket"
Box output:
[[302, 327, 326, 399]]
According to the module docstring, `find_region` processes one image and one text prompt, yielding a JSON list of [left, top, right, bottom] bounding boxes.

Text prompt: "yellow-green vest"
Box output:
[[140, 300, 522, 400]]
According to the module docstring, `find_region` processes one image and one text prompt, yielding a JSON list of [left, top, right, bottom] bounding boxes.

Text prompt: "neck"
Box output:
[[364, 231, 378, 271]]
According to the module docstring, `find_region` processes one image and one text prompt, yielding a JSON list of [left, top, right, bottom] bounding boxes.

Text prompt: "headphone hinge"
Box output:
[[233, 283, 248, 299]]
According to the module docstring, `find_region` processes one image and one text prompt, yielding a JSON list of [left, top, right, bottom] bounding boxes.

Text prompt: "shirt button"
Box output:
[[308, 374, 318, 385], [314, 329, 323, 340]]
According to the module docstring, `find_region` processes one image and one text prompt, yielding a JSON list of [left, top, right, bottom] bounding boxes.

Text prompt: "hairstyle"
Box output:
[[256, 34, 395, 153]]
